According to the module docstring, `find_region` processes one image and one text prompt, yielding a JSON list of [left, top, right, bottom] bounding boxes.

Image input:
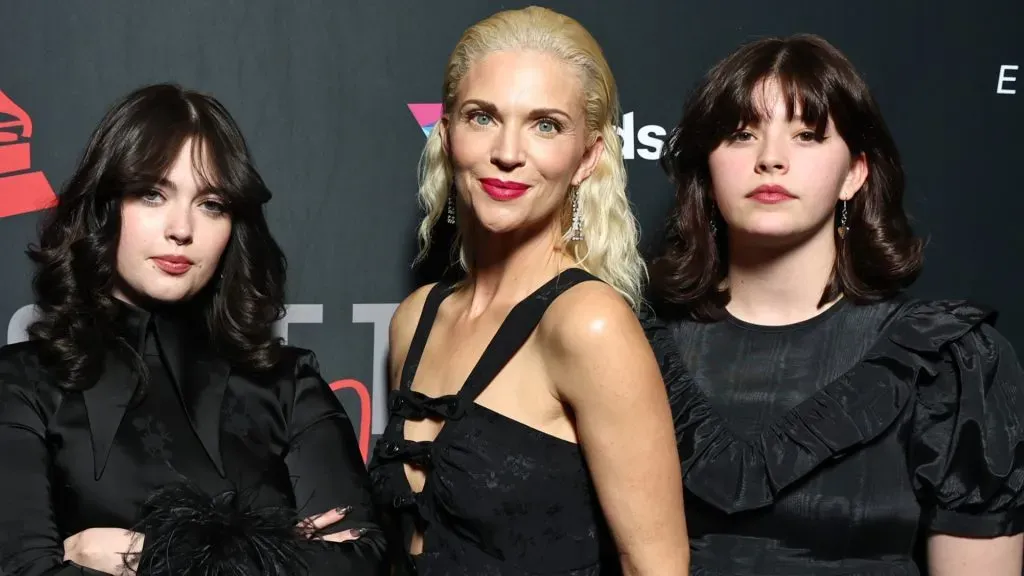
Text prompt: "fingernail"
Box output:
[[351, 527, 368, 537], [335, 505, 353, 515]]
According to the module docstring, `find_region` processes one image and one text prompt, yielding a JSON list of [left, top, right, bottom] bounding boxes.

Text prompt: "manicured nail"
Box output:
[[335, 505, 353, 515]]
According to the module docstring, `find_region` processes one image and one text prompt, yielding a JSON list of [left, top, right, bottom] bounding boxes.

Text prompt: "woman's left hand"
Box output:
[[297, 506, 367, 543], [64, 528, 144, 575]]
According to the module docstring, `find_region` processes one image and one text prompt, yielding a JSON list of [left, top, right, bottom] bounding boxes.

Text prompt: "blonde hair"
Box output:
[[415, 6, 645, 308]]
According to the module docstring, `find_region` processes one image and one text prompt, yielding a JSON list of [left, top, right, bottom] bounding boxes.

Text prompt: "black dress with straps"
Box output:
[[368, 269, 621, 575]]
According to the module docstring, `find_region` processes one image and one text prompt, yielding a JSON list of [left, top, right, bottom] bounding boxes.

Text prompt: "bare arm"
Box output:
[[542, 284, 689, 575], [928, 534, 1022, 576]]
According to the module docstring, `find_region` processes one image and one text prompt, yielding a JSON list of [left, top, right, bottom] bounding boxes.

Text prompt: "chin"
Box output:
[[136, 280, 199, 304], [731, 222, 828, 249], [472, 212, 529, 235]]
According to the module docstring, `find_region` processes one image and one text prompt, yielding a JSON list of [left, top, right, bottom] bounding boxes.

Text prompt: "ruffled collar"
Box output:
[[643, 298, 995, 514]]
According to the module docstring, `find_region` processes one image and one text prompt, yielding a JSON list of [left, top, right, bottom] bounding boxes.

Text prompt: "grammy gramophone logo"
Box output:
[[0, 90, 56, 219]]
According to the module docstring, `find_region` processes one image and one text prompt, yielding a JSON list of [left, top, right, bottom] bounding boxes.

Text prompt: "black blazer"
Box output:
[[0, 305, 385, 575]]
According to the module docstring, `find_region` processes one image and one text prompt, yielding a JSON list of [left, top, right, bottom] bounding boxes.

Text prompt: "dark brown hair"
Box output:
[[27, 83, 287, 391], [650, 34, 923, 320]]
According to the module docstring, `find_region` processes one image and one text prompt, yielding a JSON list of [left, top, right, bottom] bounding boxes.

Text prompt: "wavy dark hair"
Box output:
[[27, 83, 287, 391], [650, 34, 923, 320]]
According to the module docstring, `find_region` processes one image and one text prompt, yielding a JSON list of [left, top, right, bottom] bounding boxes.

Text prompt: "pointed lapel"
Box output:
[[154, 313, 229, 477], [82, 350, 140, 480]]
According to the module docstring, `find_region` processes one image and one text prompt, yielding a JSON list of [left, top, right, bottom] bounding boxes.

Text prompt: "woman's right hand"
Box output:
[[297, 506, 367, 543]]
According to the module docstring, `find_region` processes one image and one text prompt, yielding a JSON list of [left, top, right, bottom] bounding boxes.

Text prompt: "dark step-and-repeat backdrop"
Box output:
[[3, 1, 1022, 459]]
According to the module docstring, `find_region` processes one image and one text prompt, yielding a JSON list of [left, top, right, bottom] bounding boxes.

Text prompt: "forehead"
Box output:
[[161, 138, 219, 190], [750, 79, 802, 119], [458, 50, 585, 116], [733, 76, 834, 132]]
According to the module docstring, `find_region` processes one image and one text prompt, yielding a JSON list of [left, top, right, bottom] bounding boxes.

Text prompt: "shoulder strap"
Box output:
[[399, 282, 455, 390], [458, 268, 601, 401]]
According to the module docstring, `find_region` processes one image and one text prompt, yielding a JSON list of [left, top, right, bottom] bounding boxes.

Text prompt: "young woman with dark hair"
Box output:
[[647, 34, 1024, 575], [0, 84, 385, 576]]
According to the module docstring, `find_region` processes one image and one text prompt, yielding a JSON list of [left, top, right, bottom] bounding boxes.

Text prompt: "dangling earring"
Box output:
[[570, 186, 583, 242], [837, 199, 849, 239], [446, 189, 456, 225], [709, 204, 718, 236]]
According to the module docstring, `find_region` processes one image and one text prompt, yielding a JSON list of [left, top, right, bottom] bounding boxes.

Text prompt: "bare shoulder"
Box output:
[[388, 283, 440, 388], [537, 280, 661, 405], [537, 280, 646, 360]]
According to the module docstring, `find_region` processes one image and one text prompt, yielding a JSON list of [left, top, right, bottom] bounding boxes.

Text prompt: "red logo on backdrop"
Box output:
[[330, 379, 372, 463], [0, 90, 56, 218]]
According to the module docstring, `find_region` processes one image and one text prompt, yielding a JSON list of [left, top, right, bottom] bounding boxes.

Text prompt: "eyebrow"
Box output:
[[154, 177, 177, 192], [460, 99, 572, 121]]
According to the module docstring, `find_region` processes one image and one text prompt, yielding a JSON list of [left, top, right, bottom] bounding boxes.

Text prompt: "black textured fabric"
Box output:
[[645, 297, 1024, 575], [0, 301, 385, 576], [370, 269, 620, 575]]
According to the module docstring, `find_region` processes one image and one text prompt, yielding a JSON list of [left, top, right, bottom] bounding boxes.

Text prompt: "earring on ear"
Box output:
[[446, 188, 456, 225], [709, 204, 718, 236], [570, 185, 583, 242], [837, 199, 849, 239]]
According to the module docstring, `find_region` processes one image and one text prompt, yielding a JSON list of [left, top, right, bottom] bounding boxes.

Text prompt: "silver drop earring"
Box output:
[[709, 204, 718, 236], [446, 189, 456, 225], [570, 186, 583, 242], [837, 199, 849, 239]]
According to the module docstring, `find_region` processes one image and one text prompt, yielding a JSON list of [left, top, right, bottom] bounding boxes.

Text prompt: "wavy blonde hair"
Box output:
[[415, 6, 645, 308]]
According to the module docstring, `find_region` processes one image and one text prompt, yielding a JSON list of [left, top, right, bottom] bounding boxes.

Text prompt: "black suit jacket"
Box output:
[[0, 307, 385, 575]]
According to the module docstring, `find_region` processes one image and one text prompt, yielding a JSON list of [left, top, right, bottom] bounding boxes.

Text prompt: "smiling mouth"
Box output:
[[479, 178, 530, 200]]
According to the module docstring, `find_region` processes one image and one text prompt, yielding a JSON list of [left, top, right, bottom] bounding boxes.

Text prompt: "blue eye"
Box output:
[[538, 120, 557, 133], [470, 112, 492, 126], [199, 196, 229, 216], [140, 191, 163, 204]]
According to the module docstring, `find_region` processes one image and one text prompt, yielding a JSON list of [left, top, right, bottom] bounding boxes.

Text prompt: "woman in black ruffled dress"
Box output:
[[645, 34, 1024, 575]]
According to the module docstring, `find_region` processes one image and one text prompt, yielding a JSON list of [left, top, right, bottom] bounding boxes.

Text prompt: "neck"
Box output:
[[466, 223, 575, 318], [724, 224, 840, 326]]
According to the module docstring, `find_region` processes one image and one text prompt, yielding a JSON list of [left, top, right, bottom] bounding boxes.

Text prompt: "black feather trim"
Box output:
[[131, 481, 326, 576]]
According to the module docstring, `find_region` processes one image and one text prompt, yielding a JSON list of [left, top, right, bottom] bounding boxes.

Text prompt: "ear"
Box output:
[[439, 115, 451, 156], [571, 134, 605, 187], [840, 151, 868, 201]]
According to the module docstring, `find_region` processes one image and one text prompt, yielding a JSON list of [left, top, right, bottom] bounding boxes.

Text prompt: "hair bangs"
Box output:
[[712, 50, 834, 145]]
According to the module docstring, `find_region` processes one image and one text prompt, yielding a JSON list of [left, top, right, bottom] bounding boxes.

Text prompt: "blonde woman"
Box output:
[[368, 6, 688, 575]]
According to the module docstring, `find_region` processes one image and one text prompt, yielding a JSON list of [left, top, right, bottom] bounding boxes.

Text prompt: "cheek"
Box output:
[[798, 151, 851, 203], [531, 139, 583, 184], [203, 221, 233, 263], [708, 150, 748, 202], [448, 128, 487, 171], [117, 207, 154, 260]]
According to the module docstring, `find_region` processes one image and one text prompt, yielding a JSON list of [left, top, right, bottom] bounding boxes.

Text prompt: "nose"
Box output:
[[490, 124, 526, 171], [165, 204, 193, 246], [755, 136, 789, 175]]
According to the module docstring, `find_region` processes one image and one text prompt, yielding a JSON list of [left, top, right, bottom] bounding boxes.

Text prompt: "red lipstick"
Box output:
[[480, 178, 530, 201], [151, 255, 193, 275], [747, 184, 795, 204]]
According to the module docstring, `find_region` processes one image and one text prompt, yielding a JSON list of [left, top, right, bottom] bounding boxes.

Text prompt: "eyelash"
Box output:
[[464, 111, 563, 133], [728, 129, 822, 142], [137, 191, 227, 215], [466, 110, 492, 125], [201, 200, 228, 215], [536, 118, 563, 133]]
